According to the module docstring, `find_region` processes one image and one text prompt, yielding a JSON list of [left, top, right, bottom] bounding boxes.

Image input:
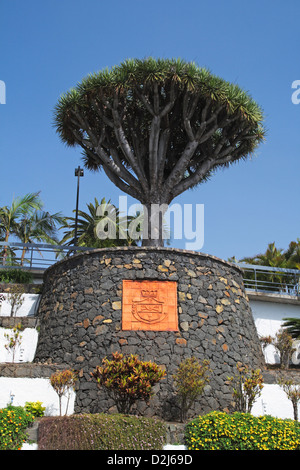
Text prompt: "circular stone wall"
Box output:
[[34, 247, 264, 420]]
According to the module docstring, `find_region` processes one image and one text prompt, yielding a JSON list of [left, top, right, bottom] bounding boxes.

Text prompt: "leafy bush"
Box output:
[[0, 269, 33, 284], [0, 405, 34, 450], [91, 352, 166, 414], [173, 357, 211, 422], [38, 413, 166, 450], [185, 411, 300, 450], [25, 401, 46, 418], [227, 362, 264, 413], [273, 329, 295, 369]]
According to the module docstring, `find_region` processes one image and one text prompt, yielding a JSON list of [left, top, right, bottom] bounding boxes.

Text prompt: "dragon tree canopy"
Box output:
[[54, 57, 265, 246]]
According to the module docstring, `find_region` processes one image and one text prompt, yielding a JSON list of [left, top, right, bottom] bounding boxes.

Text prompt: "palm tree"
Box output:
[[285, 239, 300, 269], [239, 242, 300, 293], [241, 242, 286, 268], [15, 210, 66, 265], [0, 192, 42, 264], [282, 318, 300, 340], [59, 197, 141, 247]]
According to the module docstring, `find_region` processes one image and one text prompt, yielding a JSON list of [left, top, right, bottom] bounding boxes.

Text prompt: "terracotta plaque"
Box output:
[[122, 280, 178, 331]]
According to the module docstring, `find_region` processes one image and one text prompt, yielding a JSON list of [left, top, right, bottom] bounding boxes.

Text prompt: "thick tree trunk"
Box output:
[[141, 201, 167, 247]]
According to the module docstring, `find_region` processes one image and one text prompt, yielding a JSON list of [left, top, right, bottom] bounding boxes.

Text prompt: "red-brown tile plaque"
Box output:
[[122, 280, 178, 331]]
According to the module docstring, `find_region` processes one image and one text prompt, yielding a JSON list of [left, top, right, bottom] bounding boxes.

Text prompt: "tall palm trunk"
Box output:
[[2, 230, 10, 265], [20, 246, 27, 266]]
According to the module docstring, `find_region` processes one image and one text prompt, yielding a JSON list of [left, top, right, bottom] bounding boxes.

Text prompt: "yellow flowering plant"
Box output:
[[25, 401, 46, 418], [0, 406, 34, 450], [185, 411, 300, 450]]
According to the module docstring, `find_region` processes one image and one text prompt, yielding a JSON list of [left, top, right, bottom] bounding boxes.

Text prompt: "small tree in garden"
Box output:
[[173, 357, 211, 422], [6, 284, 25, 317], [278, 377, 300, 421], [91, 352, 166, 414], [259, 335, 273, 362], [273, 328, 295, 369], [228, 362, 264, 413], [0, 293, 5, 313], [4, 323, 23, 363], [50, 369, 78, 416]]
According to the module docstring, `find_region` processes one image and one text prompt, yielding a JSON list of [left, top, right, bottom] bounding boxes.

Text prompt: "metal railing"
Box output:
[[0, 241, 94, 271], [0, 242, 299, 297], [238, 263, 300, 297]]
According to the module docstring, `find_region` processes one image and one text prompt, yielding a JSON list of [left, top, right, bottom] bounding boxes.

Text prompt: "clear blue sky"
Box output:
[[0, 0, 299, 261]]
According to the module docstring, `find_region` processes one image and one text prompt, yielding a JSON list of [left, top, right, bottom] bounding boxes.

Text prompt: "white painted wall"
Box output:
[[0, 377, 75, 416], [0, 291, 75, 423], [252, 384, 296, 420], [0, 293, 39, 317], [250, 299, 300, 364], [0, 327, 38, 362]]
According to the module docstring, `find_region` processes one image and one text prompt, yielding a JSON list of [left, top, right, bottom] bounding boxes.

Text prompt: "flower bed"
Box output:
[[185, 411, 300, 450], [0, 405, 34, 450]]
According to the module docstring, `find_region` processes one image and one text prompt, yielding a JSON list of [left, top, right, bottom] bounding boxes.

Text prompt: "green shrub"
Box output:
[[91, 352, 166, 414], [25, 401, 46, 418], [0, 405, 34, 450], [227, 362, 264, 413], [0, 269, 33, 284], [38, 413, 166, 450], [185, 411, 300, 450], [173, 357, 211, 422]]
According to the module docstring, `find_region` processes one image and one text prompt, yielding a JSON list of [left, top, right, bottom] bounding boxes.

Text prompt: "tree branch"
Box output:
[[149, 115, 161, 191], [101, 164, 143, 201], [171, 157, 214, 199], [157, 128, 170, 188], [170, 123, 253, 199], [163, 139, 199, 197], [134, 87, 155, 116], [111, 93, 150, 195], [71, 124, 143, 197]]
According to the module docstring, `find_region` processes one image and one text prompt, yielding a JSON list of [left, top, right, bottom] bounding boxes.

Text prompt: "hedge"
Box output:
[[38, 413, 166, 450], [0, 269, 33, 284]]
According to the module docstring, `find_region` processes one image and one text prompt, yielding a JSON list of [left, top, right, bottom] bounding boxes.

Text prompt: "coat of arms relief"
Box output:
[[122, 280, 178, 331]]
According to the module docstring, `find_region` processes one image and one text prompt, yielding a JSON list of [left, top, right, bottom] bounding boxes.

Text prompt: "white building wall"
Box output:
[[251, 384, 296, 420], [0, 327, 38, 363], [250, 298, 300, 365], [0, 377, 75, 416], [0, 293, 39, 317]]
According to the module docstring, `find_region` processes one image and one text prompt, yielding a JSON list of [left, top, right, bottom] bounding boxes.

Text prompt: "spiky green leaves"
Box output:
[[54, 58, 264, 137]]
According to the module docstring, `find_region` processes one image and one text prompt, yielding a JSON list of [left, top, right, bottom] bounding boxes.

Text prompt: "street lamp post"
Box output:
[[74, 166, 84, 246]]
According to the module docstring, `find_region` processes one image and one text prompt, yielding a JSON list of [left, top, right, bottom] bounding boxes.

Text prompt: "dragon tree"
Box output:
[[54, 58, 265, 246]]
